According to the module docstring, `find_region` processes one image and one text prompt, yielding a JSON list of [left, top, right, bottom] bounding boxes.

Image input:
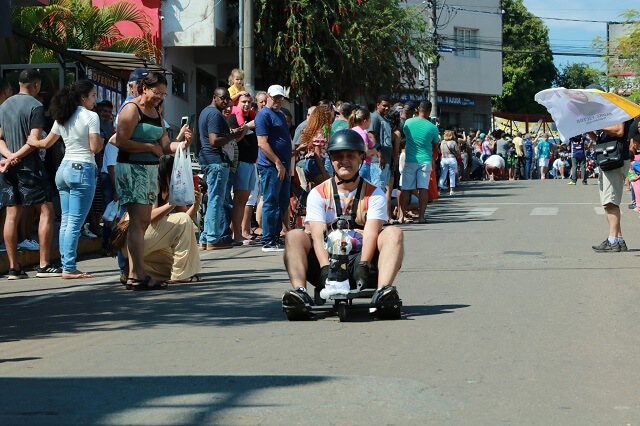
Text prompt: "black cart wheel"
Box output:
[[284, 309, 312, 321], [376, 303, 402, 320], [337, 303, 348, 322]]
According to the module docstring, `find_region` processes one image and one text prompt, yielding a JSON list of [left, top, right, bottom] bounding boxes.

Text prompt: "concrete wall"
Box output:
[[161, 0, 227, 47], [436, 0, 502, 96]]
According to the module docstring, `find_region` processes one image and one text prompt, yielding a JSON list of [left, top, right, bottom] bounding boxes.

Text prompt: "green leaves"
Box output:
[[12, 0, 155, 64], [493, 0, 556, 114], [255, 0, 434, 101]]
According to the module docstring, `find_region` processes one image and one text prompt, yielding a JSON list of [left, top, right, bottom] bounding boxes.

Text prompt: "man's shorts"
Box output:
[[599, 160, 629, 206], [233, 161, 257, 191], [1, 163, 54, 206], [115, 163, 158, 205], [538, 158, 549, 167], [401, 161, 432, 190], [307, 247, 379, 290]]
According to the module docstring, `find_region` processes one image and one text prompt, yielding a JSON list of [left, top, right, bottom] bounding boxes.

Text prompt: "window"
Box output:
[[172, 67, 187, 100], [454, 28, 478, 58], [473, 114, 487, 131]]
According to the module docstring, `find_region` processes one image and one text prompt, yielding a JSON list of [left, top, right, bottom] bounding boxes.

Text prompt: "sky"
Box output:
[[521, 0, 639, 70]]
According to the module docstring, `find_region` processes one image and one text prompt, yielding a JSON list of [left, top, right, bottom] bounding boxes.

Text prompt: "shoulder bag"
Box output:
[[594, 140, 624, 171]]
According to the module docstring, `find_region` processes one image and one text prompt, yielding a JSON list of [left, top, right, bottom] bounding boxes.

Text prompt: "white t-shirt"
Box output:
[[102, 142, 119, 174], [484, 154, 505, 168], [51, 106, 100, 165], [305, 181, 387, 252]]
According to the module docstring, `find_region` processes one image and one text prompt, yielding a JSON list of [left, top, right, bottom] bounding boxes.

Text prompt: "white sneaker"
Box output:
[[319, 279, 351, 299], [81, 224, 98, 239], [17, 239, 39, 251]]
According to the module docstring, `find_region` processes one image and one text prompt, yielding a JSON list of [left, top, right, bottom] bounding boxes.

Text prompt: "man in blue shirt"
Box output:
[[198, 87, 247, 250], [255, 85, 292, 252]]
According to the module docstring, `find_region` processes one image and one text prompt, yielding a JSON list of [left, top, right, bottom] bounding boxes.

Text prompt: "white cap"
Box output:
[[267, 85, 287, 98]]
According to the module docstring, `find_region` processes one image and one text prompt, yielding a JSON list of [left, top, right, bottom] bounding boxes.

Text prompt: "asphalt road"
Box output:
[[1, 177, 639, 425]]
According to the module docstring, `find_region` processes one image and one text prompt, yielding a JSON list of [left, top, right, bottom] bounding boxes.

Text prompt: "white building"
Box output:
[[406, 0, 503, 132]]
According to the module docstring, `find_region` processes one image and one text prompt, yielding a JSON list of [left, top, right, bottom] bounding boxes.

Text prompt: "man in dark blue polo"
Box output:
[[255, 85, 292, 252]]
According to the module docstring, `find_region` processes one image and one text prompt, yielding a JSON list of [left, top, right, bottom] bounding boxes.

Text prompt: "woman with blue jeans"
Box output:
[[27, 80, 102, 278]]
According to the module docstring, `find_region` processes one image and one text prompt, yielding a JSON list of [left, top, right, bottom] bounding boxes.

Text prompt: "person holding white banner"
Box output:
[[587, 90, 634, 252]]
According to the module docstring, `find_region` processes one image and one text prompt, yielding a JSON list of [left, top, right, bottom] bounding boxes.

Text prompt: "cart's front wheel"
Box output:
[[337, 303, 348, 322]]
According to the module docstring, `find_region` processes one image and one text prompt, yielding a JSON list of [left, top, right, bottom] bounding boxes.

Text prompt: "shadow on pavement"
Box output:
[[0, 374, 453, 424], [0, 267, 287, 342]]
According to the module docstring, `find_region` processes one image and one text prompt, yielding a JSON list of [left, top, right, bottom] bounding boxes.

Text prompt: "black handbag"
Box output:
[[595, 140, 624, 171]]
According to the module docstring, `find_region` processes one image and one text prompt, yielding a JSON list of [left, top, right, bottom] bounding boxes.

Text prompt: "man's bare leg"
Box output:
[[284, 229, 312, 289], [4, 205, 23, 270], [36, 202, 55, 266], [417, 188, 428, 222], [376, 226, 404, 287], [604, 203, 622, 237]]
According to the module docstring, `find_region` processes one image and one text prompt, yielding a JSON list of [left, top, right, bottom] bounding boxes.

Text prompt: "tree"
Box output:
[[554, 63, 602, 89], [12, 0, 156, 64], [254, 0, 435, 102], [493, 0, 556, 113], [600, 9, 640, 98]]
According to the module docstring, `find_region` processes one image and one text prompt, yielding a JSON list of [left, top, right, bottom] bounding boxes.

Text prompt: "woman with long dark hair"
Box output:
[[27, 80, 101, 279], [113, 71, 193, 290], [122, 155, 202, 283]]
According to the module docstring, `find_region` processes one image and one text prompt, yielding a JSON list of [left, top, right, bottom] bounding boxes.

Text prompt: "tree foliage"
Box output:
[[493, 0, 556, 113], [254, 0, 435, 102], [12, 0, 156, 64], [601, 9, 640, 98], [554, 63, 601, 89]]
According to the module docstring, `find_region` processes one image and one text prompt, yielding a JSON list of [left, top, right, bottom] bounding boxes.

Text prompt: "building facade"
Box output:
[[405, 0, 502, 133]]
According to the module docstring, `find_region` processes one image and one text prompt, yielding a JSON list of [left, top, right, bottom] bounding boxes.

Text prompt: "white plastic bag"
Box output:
[[102, 200, 120, 223], [169, 142, 195, 206]]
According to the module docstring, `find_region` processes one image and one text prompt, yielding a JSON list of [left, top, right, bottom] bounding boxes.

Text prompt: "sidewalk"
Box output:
[[0, 237, 103, 274]]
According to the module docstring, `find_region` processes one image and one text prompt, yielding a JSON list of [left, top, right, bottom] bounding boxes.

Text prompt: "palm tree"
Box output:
[[12, 0, 156, 63]]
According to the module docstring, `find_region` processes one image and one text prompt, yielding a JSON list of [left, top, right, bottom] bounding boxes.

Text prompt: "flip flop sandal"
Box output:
[[127, 275, 168, 291], [62, 271, 92, 279]]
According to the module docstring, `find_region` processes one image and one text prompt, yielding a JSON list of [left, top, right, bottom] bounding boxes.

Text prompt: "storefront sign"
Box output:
[[87, 68, 124, 110]]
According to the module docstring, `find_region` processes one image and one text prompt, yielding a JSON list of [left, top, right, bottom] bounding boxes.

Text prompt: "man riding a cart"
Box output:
[[282, 129, 404, 320]]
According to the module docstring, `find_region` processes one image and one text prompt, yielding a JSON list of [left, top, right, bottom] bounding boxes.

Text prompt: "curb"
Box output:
[[0, 238, 103, 274]]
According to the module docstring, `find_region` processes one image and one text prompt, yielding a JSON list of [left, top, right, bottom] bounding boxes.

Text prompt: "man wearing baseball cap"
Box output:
[[255, 85, 292, 252]]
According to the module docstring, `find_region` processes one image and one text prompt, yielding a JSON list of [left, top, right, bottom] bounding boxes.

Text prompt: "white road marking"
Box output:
[[467, 202, 597, 205], [530, 207, 559, 216], [468, 208, 497, 217]]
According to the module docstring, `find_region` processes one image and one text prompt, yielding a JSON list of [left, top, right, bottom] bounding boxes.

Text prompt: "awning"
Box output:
[[67, 49, 166, 75]]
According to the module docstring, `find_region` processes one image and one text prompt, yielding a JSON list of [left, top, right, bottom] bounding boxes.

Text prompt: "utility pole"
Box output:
[[238, 1, 244, 69], [242, 0, 254, 94], [428, 0, 438, 121]]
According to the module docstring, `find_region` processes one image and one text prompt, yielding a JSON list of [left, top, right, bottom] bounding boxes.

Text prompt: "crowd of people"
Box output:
[[1, 68, 638, 292]]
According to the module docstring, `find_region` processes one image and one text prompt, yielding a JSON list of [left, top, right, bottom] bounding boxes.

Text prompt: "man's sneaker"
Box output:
[[81, 224, 98, 239], [0, 241, 6, 252], [17, 239, 39, 251], [619, 240, 628, 252], [262, 241, 285, 252], [582, 181, 588, 185], [629, 202, 636, 210], [8, 267, 28, 280], [592, 239, 621, 253], [36, 262, 63, 278], [568, 181, 576, 185], [369, 285, 401, 315], [282, 287, 315, 307]]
